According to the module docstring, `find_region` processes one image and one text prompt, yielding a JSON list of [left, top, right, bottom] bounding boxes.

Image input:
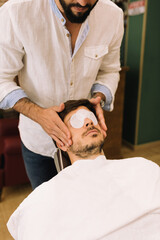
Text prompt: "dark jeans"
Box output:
[[21, 142, 57, 189]]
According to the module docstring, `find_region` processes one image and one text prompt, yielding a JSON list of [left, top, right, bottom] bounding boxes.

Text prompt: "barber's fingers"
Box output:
[[91, 100, 107, 137], [50, 122, 72, 147], [37, 106, 72, 146], [48, 119, 72, 146], [99, 121, 107, 138], [53, 112, 71, 138], [97, 108, 107, 137], [51, 133, 70, 148], [89, 96, 107, 128], [53, 103, 72, 140], [52, 103, 65, 113], [97, 107, 107, 131]]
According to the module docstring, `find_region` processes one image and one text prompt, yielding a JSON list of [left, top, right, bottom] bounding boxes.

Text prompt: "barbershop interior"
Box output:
[[0, 0, 160, 239]]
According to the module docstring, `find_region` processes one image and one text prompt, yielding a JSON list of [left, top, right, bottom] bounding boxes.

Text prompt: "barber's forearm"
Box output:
[[13, 97, 43, 123]]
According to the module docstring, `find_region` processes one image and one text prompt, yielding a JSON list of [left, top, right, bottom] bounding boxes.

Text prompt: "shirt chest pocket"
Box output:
[[83, 45, 108, 78]]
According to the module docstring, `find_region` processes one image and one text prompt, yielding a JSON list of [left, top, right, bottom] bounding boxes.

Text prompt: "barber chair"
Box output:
[[56, 149, 71, 172], [0, 118, 29, 200]]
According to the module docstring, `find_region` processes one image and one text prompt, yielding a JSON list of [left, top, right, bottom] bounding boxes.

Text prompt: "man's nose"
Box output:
[[77, 0, 89, 7], [84, 118, 93, 128]]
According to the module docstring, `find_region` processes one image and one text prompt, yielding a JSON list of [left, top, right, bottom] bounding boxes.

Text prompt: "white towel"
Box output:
[[7, 156, 160, 240]]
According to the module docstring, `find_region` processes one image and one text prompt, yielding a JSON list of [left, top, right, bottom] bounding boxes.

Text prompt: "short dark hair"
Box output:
[[58, 99, 96, 121]]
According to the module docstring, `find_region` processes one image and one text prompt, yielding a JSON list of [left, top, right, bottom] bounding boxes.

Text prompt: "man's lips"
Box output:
[[85, 128, 99, 136], [72, 6, 88, 13]]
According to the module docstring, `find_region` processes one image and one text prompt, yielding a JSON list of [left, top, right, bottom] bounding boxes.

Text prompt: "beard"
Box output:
[[59, 0, 98, 23], [69, 127, 104, 158]]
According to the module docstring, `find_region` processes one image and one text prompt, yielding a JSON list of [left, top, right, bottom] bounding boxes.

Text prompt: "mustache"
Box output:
[[82, 126, 101, 137], [69, 3, 91, 9]]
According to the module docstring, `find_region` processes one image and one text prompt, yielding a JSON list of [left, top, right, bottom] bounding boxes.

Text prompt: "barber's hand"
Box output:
[[13, 98, 72, 147], [38, 103, 72, 147], [89, 96, 107, 138]]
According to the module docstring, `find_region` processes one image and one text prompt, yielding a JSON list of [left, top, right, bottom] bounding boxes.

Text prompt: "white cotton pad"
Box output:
[[70, 109, 98, 128]]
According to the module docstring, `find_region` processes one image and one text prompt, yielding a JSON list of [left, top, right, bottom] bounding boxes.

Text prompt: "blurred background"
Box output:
[[0, 0, 160, 239]]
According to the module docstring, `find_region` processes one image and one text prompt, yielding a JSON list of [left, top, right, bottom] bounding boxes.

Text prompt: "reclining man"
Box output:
[[7, 99, 160, 240]]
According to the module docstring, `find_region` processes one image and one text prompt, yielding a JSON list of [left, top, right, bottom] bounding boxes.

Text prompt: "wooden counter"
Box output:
[[103, 66, 129, 159]]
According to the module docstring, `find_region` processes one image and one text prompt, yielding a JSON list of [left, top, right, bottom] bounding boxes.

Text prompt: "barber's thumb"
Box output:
[[53, 103, 65, 112], [94, 96, 101, 103], [90, 96, 101, 104]]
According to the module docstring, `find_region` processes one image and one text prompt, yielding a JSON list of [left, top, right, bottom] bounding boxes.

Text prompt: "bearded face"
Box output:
[[59, 0, 98, 23], [63, 106, 105, 159]]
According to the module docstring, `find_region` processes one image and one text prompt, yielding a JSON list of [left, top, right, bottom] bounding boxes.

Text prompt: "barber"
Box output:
[[0, 0, 124, 189]]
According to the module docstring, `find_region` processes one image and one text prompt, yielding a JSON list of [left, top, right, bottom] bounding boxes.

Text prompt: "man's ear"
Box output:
[[56, 143, 68, 152]]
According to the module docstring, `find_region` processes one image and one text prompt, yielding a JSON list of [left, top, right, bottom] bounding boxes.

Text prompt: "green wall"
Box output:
[[123, 13, 144, 144], [138, 1, 160, 144], [123, 0, 160, 145]]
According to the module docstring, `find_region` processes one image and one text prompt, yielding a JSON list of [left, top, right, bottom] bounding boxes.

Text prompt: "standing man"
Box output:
[[0, 0, 124, 188]]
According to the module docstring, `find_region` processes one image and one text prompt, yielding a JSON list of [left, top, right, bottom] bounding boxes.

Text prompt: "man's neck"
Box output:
[[54, 0, 82, 52], [69, 151, 105, 165]]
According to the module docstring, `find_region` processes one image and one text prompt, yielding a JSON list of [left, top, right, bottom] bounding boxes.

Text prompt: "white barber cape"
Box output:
[[7, 156, 160, 240]]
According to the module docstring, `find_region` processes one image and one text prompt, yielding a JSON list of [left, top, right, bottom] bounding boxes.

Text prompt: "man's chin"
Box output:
[[65, 7, 91, 23], [66, 14, 88, 23], [70, 139, 104, 159]]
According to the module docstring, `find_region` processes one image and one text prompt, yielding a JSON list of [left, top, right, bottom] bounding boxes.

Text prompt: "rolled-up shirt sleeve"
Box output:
[[91, 83, 112, 111], [0, 3, 25, 102], [94, 9, 124, 111], [0, 89, 28, 109]]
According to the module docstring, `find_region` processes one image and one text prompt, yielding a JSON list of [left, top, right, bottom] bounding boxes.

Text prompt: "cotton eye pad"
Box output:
[[70, 109, 98, 128]]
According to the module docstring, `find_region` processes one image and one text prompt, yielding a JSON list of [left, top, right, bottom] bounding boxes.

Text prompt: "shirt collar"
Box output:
[[49, 0, 90, 57], [73, 155, 107, 166], [49, 0, 66, 25]]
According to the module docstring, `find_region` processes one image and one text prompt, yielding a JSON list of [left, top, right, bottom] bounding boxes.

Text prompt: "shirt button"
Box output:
[[66, 33, 70, 37], [70, 82, 73, 86], [95, 54, 98, 58], [61, 18, 64, 22]]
